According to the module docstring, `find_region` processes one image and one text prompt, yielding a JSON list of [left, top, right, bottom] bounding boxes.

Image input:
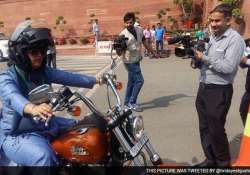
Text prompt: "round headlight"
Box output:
[[132, 116, 144, 140]]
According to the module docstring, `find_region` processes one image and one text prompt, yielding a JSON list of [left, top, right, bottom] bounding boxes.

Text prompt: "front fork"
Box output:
[[112, 127, 162, 166], [144, 140, 162, 165]]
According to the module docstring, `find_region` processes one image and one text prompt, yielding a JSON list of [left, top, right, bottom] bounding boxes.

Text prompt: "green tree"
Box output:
[[218, 0, 244, 20], [157, 8, 171, 24], [55, 16, 67, 32], [173, 0, 193, 18]]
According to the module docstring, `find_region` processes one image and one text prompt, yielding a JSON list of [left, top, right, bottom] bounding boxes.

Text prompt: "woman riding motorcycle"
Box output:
[[0, 20, 101, 166]]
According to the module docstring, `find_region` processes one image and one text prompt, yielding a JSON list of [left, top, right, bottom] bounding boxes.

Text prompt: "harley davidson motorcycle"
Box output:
[[0, 58, 163, 174]]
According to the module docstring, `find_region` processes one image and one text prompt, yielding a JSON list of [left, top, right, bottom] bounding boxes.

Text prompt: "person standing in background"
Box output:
[[143, 25, 152, 57], [155, 23, 165, 56], [150, 25, 156, 50], [92, 19, 100, 48]]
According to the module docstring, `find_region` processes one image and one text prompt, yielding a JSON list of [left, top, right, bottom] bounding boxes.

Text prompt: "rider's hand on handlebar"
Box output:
[[24, 103, 53, 120], [96, 75, 104, 85]]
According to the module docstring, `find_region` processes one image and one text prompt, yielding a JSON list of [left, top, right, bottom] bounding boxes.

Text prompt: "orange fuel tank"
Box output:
[[51, 127, 110, 164]]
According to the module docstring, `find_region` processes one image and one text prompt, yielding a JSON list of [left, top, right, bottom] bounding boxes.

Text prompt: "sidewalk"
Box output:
[[56, 44, 94, 49], [56, 44, 96, 56], [55, 43, 176, 56], [90, 54, 245, 165]]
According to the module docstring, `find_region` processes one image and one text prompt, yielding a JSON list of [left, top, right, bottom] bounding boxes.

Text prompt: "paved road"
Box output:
[[0, 55, 111, 75], [90, 55, 246, 166], [57, 55, 110, 76], [54, 55, 111, 92]]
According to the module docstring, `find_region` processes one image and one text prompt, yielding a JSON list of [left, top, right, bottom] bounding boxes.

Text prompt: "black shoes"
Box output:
[[193, 160, 217, 167]]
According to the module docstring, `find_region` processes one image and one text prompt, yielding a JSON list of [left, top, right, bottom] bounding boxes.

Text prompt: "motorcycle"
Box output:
[[0, 58, 163, 174]]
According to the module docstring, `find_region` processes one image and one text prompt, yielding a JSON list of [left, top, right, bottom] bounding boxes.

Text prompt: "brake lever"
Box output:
[[33, 103, 57, 126], [44, 102, 63, 126], [32, 87, 72, 126], [45, 116, 51, 127]]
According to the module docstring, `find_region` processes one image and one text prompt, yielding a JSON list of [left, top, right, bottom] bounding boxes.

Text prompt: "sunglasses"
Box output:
[[27, 47, 47, 56]]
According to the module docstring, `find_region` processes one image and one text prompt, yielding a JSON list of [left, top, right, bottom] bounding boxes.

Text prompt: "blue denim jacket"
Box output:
[[0, 66, 96, 147]]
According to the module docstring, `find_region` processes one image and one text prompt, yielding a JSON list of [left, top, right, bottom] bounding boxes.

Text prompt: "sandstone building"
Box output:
[[0, 0, 249, 39]]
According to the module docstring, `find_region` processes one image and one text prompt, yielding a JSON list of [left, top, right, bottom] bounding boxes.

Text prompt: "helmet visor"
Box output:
[[25, 28, 53, 45]]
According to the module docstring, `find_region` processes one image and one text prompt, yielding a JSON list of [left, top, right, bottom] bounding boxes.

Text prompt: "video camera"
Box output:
[[168, 34, 210, 69], [112, 35, 128, 56]]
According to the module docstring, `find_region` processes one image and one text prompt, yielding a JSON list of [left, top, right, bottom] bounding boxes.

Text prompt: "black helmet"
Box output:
[[8, 20, 54, 72]]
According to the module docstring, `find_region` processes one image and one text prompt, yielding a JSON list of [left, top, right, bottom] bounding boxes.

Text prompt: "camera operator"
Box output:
[[193, 4, 245, 167], [118, 12, 156, 112], [239, 39, 250, 126]]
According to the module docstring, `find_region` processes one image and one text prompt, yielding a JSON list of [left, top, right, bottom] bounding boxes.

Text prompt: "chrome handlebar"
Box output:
[[102, 73, 121, 107]]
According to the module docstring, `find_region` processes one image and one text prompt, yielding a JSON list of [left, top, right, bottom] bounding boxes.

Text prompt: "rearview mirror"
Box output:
[[28, 84, 52, 104]]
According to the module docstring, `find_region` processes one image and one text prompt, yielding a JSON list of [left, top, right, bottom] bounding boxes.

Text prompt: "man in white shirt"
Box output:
[[143, 25, 152, 57], [92, 19, 100, 48]]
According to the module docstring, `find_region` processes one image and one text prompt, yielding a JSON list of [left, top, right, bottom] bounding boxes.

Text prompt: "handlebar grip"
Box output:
[[102, 73, 109, 83]]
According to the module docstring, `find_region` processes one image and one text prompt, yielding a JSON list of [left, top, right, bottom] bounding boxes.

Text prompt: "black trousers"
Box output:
[[195, 83, 233, 167], [239, 92, 250, 126], [47, 53, 56, 69], [156, 40, 163, 54]]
